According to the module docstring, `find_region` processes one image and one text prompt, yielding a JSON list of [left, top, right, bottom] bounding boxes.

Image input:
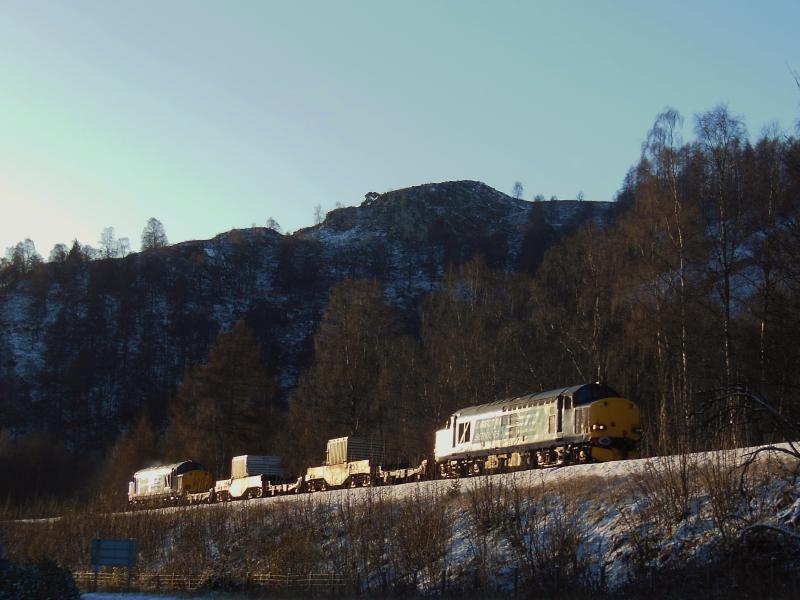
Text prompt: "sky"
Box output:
[[1, 0, 798, 257]]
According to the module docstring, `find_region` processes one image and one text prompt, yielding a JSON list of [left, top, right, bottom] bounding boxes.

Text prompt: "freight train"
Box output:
[[128, 382, 641, 507]]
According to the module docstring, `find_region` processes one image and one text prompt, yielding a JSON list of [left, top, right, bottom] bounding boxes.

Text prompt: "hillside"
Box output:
[[0, 181, 614, 451], [5, 444, 800, 598]]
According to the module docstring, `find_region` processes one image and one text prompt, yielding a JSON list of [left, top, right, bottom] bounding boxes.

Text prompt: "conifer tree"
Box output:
[[95, 413, 159, 508], [166, 320, 278, 477], [288, 279, 401, 468]]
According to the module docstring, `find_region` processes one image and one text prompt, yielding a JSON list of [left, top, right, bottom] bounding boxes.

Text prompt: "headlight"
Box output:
[[592, 424, 606, 431]]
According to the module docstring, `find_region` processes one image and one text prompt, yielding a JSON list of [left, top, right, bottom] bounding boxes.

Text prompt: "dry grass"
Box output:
[[0, 486, 455, 596], [389, 488, 451, 591], [504, 477, 601, 594], [3, 454, 798, 598], [612, 445, 800, 585], [453, 474, 608, 596]]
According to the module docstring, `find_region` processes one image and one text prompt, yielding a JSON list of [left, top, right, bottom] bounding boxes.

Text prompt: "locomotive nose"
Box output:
[[588, 397, 641, 461]]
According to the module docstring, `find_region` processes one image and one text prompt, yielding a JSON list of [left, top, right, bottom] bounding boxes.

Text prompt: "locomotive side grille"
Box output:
[[574, 407, 590, 433]]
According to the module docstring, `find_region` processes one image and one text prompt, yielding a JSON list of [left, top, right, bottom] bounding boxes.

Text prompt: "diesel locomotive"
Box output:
[[434, 382, 640, 477], [128, 461, 213, 507]]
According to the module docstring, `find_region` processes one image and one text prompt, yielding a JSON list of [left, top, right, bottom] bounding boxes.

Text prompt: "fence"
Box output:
[[72, 570, 346, 593]]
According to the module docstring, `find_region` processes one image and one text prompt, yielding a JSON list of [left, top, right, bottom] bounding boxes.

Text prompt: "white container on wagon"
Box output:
[[231, 454, 285, 479]]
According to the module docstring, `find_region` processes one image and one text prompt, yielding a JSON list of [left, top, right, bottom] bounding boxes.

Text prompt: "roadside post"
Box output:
[[90, 538, 138, 591]]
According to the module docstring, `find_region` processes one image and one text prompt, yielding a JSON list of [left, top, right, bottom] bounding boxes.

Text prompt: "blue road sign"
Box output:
[[90, 539, 138, 568]]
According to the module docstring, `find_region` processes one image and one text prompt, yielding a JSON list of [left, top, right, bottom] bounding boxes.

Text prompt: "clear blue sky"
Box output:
[[1, 0, 798, 256]]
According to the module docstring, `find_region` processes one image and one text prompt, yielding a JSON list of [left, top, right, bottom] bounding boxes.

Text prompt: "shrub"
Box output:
[[0, 558, 80, 600]]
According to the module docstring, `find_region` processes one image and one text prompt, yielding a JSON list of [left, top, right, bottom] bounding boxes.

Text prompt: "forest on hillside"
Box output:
[[2, 104, 800, 511]]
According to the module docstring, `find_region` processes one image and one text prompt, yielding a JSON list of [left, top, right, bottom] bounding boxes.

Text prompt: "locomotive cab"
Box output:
[[564, 384, 641, 461], [434, 416, 457, 462]]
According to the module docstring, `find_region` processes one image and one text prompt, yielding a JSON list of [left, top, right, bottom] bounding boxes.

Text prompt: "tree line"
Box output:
[[283, 104, 800, 466], [1, 103, 799, 510], [292, 106, 794, 458], [104, 100, 800, 499], [0, 218, 168, 286]]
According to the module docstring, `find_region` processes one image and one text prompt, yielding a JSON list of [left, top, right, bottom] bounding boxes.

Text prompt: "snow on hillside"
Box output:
[[121, 443, 797, 592], [1, 181, 616, 440], [7, 444, 795, 597]]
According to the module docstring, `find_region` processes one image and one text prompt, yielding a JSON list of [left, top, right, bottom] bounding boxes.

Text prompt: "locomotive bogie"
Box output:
[[379, 461, 429, 485], [186, 490, 215, 504]]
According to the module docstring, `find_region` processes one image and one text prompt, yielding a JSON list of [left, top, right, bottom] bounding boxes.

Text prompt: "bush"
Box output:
[[201, 573, 243, 592], [0, 558, 80, 600]]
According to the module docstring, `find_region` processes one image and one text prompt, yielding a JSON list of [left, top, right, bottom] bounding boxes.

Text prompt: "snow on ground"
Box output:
[[68, 443, 799, 594], [234, 443, 798, 590]]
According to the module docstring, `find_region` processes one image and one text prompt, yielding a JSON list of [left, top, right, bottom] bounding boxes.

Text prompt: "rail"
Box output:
[[72, 570, 346, 593]]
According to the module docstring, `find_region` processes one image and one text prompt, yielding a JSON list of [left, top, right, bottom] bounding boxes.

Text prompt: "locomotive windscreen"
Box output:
[[572, 383, 620, 406]]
